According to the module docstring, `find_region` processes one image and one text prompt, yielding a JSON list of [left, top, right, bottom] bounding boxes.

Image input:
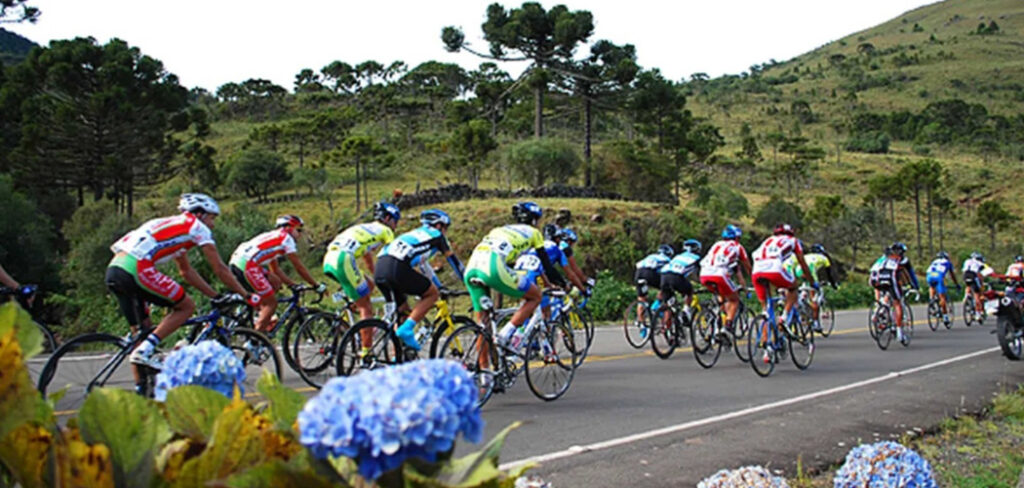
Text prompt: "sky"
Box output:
[[6, 0, 937, 92]]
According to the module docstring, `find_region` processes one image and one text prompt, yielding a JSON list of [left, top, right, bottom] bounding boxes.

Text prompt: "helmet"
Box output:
[[682, 239, 702, 254], [970, 251, 984, 262], [178, 193, 220, 215], [658, 244, 675, 258], [721, 224, 742, 240], [936, 251, 950, 260], [419, 209, 451, 227], [810, 243, 826, 254], [275, 214, 304, 229], [373, 201, 400, 223], [542, 223, 560, 240], [512, 201, 543, 224], [891, 242, 907, 255], [1016, 255, 1024, 263], [773, 223, 794, 236], [559, 228, 578, 243]]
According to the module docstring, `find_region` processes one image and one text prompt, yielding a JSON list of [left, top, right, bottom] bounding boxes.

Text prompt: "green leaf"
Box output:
[[164, 385, 231, 442], [171, 399, 267, 488], [79, 388, 172, 487], [0, 302, 42, 360], [219, 459, 336, 488], [404, 422, 530, 488], [256, 370, 305, 431]]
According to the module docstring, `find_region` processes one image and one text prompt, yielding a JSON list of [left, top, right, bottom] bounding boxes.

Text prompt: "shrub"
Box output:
[[590, 269, 636, 321], [827, 281, 875, 309], [699, 465, 789, 488], [844, 131, 890, 154], [755, 196, 804, 231], [503, 138, 580, 188], [834, 441, 937, 487], [0, 176, 59, 291], [154, 340, 246, 401]]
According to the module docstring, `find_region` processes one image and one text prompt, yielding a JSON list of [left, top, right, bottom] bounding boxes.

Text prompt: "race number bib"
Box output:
[[388, 240, 414, 260], [333, 237, 359, 253], [517, 254, 542, 271], [483, 236, 514, 256]]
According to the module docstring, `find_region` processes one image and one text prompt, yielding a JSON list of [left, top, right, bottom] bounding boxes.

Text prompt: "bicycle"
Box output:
[[649, 293, 697, 360], [747, 279, 815, 377], [439, 288, 578, 407], [963, 292, 985, 327], [222, 284, 330, 370], [796, 284, 835, 337], [37, 295, 281, 414], [623, 279, 654, 348], [690, 287, 754, 367], [332, 288, 475, 379], [870, 289, 916, 350], [926, 287, 956, 331], [549, 288, 595, 367], [287, 294, 386, 388]]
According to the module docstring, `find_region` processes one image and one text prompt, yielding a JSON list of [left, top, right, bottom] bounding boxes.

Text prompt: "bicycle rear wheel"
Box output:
[[733, 307, 754, 363], [748, 316, 775, 377], [334, 319, 402, 377], [819, 301, 836, 337], [650, 310, 677, 360], [788, 318, 814, 370], [867, 302, 880, 340], [429, 315, 476, 359], [438, 323, 497, 407], [525, 321, 577, 401], [281, 308, 326, 369], [963, 298, 976, 327], [899, 305, 914, 347], [37, 333, 132, 415], [623, 300, 651, 348], [927, 300, 940, 332], [580, 308, 596, 350], [216, 327, 282, 395], [873, 303, 894, 350], [563, 310, 591, 367], [292, 313, 348, 389], [690, 309, 722, 369]]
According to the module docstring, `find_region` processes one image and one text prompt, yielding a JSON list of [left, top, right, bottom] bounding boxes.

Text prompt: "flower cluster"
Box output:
[[698, 465, 790, 488], [298, 359, 484, 480], [154, 340, 246, 401], [833, 441, 937, 488]]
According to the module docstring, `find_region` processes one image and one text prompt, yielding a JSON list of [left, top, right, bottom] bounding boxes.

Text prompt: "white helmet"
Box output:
[[178, 193, 220, 215]]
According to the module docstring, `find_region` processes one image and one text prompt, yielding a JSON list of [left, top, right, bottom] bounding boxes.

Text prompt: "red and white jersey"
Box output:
[[111, 213, 214, 265], [1007, 263, 1024, 280], [753, 235, 801, 264], [230, 229, 297, 268], [700, 240, 748, 277]]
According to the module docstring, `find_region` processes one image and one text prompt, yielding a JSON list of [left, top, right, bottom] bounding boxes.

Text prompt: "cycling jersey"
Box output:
[[870, 255, 903, 299], [661, 251, 700, 277], [378, 225, 451, 267], [324, 222, 395, 300], [230, 229, 297, 268], [752, 235, 801, 275], [962, 258, 986, 275], [1007, 263, 1024, 280], [111, 213, 214, 266], [783, 253, 830, 282], [898, 256, 920, 289], [559, 240, 574, 258], [700, 240, 747, 278], [466, 224, 562, 312], [514, 240, 568, 282], [926, 257, 954, 295]]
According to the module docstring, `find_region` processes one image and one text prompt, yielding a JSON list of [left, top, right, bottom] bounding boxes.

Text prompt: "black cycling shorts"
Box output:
[[635, 268, 660, 296], [964, 271, 982, 293], [104, 266, 173, 327], [374, 255, 431, 306], [872, 274, 902, 301], [660, 272, 694, 299]]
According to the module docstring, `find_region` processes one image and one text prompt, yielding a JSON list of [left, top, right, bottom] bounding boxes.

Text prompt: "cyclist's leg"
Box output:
[[890, 279, 904, 327], [381, 258, 433, 350], [234, 263, 276, 332], [658, 275, 675, 326], [109, 257, 192, 368]]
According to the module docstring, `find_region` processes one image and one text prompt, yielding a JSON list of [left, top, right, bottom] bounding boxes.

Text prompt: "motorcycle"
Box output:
[[989, 286, 1024, 360]]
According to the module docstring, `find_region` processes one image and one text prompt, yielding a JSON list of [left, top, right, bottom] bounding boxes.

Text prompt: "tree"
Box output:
[[0, 175, 57, 289], [450, 119, 497, 189], [807, 195, 847, 231], [504, 137, 580, 187], [443, 2, 594, 138], [294, 68, 325, 93], [736, 123, 762, 163], [320, 60, 357, 94], [975, 200, 1016, 253], [897, 159, 942, 257], [834, 206, 893, 270], [224, 148, 290, 203], [3, 37, 189, 215], [175, 107, 219, 191], [593, 140, 673, 202], [467, 63, 514, 136], [777, 135, 824, 196], [0, 0, 39, 23], [755, 196, 804, 231], [339, 135, 385, 211]]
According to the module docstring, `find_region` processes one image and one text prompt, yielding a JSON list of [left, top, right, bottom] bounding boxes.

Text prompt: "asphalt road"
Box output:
[[35, 304, 1024, 487]]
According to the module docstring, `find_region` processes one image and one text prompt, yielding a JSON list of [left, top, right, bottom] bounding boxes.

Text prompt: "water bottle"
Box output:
[[509, 326, 526, 350]]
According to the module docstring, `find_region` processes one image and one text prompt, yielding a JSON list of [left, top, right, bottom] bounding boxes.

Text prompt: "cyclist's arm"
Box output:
[[950, 265, 961, 286], [0, 264, 19, 289], [198, 244, 249, 297], [268, 259, 296, 287], [363, 253, 376, 274], [794, 249, 815, 285], [443, 251, 464, 282], [566, 254, 588, 283], [822, 253, 840, 289], [738, 257, 752, 287], [175, 253, 218, 298], [286, 253, 318, 287], [564, 263, 585, 291], [537, 248, 566, 288], [904, 261, 920, 289]]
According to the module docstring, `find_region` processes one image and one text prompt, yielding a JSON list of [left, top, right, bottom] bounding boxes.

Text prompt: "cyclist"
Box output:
[[513, 226, 586, 320], [657, 239, 702, 327], [557, 228, 592, 291], [375, 208, 465, 351], [962, 251, 992, 317], [465, 202, 566, 351], [699, 224, 752, 331], [635, 245, 674, 318], [323, 202, 400, 323], [106, 193, 255, 371], [926, 251, 960, 324], [229, 214, 326, 333], [869, 246, 907, 337], [1006, 255, 1024, 281], [891, 242, 920, 293], [783, 243, 838, 332], [0, 263, 35, 307], [751, 224, 816, 329]]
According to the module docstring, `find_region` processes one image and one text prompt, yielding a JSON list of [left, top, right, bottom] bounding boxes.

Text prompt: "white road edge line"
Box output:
[[499, 346, 1000, 471]]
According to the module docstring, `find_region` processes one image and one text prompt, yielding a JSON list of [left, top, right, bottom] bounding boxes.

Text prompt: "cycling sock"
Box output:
[[396, 318, 420, 350], [136, 333, 160, 354], [651, 299, 661, 311]]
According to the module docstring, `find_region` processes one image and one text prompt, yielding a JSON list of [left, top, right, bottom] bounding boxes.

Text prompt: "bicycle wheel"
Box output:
[[438, 323, 497, 407], [334, 319, 402, 377], [580, 308, 596, 350], [623, 300, 651, 348], [37, 333, 133, 415], [943, 298, 955, 329], [873, 304, 893, 351], [788, 317, 814, 370], [899, 305, 914, 347], [650, 310, 677, 360], [963, 297, 976, 327], [867, 302, 880, 340], [292, 313, 348, 389], [562, 310, 591, 366], [525, 320, 577, 401], [733, 307, 754, 363], [819, 300, 836, 337], [748, 315, 775, 377], [216, 327, 282, 395], [927, 300, 940, 332], [690, 309, 722, 369], [281, 308, 326, 369], [429, 315, 476, 359]]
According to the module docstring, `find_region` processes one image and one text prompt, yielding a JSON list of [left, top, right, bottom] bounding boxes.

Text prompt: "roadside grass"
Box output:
[[789, 386, 1024, 487]]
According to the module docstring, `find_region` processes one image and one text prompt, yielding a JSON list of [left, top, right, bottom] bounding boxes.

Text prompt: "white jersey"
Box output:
[[752, 235, 801, 276], [700, 240, 747, 278], [111, 213, 214, 265], [962, 258, 986, 275]]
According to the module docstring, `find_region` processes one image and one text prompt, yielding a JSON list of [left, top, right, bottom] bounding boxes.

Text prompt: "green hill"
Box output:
[[0, 28, 37, 66]]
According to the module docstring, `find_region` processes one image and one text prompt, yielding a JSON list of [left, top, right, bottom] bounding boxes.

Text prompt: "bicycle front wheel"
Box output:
[[623, 300, 651, 348], [788, 318, 814, 370], [335, 319, 403, 377], [899, 306, 914, 347], [963, 298, 976, 327], [439, 323, 497, 407], [217, 327, 282, 395], [690, 309, 722, 369], [429, 315, 476, 359], [292, 312, 348, 389], [525, 321, 577, 401], [563, 310, 591, 366], [281, 308, 326, 369], [37, 333, 132, 415], [748, 316, 775, 377], [650, 311, 677, 360]]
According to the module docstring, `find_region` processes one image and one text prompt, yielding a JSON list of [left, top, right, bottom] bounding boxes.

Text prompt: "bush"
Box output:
[[503, 138, 580, 188], [834, 441, 937, 487], [754, 196, 804, 231], [590, 270, 635, 321], [844, 131, 890, 153], [827, 281, 875, 309], [0, 176, 59, 291]]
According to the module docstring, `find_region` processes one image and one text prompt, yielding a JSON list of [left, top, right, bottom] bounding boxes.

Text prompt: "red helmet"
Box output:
[[275, 214, 305, 230], [773, 223, 794, 236]]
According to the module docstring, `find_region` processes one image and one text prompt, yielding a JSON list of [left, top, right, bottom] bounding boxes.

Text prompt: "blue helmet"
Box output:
[[419, 209, 451, 227], [374, 201, 400, 223], [512, 201, 543, 224], [658, 244, 675, 258], [558, 228, 578, 243], [891, 242, 907, 255], [542, 223, 560, 240], [682, 239, 702, 254], [721, 224, 742, 240]]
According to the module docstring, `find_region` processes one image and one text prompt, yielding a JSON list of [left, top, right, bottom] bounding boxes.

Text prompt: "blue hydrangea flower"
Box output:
[[298, 359, 484, 480], [154, 340, 246, 401], [698, 465, 789, 488], [834, 441, 937, 488]]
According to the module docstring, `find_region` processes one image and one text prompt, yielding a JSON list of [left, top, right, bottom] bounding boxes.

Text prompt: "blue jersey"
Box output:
[[636, 253, 670, 270], [661, 252, 700, 277], [377, 225, 451, 267], [515, 240, 567, 278], [926, 258, 953, 280]]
